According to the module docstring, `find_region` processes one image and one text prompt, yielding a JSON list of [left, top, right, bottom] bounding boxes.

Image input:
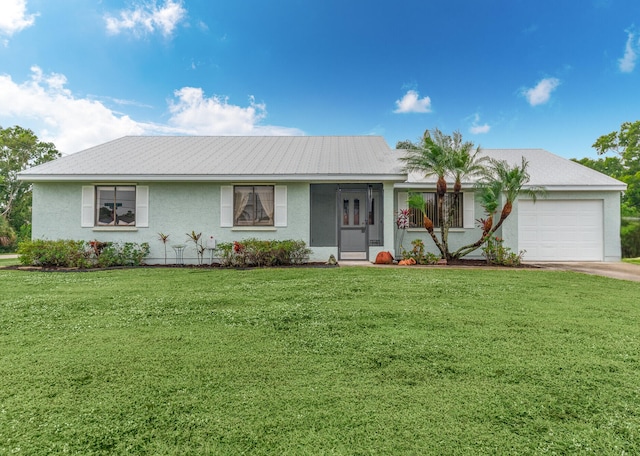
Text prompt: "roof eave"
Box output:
[[394, 182, 627, 191], [19, 173, 408, 183]]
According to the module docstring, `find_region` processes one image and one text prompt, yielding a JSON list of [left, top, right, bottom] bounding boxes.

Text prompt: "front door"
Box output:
[[339, 189, 368, 260]]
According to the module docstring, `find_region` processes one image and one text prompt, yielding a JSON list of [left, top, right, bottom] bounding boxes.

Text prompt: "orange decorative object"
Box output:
[[374, 251, 394, 264], [398, 258, 417, 266]]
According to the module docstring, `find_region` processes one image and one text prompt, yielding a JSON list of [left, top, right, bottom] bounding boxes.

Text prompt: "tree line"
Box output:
[[0, 125, 60, 249], [572, 120, 640, 257]]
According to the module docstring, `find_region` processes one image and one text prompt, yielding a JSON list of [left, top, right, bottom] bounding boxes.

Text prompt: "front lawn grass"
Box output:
[[624, 257, 640, 265], [0, 257, 19, 267], [1, 266, 639, 454]]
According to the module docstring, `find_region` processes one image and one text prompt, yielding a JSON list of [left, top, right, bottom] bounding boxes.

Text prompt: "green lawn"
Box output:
[[0, 257, 18, 267], [1, 266, 639, 455], [624, 257, 640, 265]]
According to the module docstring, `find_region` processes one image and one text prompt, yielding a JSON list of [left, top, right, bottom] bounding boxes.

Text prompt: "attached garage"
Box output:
[[518, 199, 604, 261]]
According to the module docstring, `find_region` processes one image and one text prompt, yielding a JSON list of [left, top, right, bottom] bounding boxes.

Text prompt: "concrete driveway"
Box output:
[[530, 262, 640, 282]]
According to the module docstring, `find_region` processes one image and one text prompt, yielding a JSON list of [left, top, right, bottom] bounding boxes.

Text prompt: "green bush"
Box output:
[[17, 239, 150, 268], [215, 239, 311, 267], [18, 239, 91, 268], [16, 223, 31, 244], [0, 216, 17, 251], [621, 219, 640, 258], [96, 242, 150, 267], [482, 236, 525, 266], [400, 239, 439, 265]]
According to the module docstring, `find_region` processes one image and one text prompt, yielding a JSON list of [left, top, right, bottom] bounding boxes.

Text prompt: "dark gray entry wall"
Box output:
[[310, 184, 338, 247], [310, 184, 383, 258]]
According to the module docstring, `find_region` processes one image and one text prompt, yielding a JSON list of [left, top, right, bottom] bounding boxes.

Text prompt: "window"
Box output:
[[409, 192, 463, 228], [96, 186, 137, 226], [82, 185, 147, 228], [234, 185, 275, 226]]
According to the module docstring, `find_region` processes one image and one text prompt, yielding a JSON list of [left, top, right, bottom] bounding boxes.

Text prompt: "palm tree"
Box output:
[[452, 157, 544, 259], [489, 157, 542, 223], [400, 129, 451, 198], [400, 129, 486, 259], [474, 179, 502, 236], [450, 136, 486, 193]]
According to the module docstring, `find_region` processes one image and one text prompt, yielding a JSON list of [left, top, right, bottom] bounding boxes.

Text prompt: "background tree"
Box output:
[[580, 120, 640, 257], [0, 126, 60, 244], [582, 120, 640, 217]]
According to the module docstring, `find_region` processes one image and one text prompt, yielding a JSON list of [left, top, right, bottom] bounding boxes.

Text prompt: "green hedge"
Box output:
[[17, 239, 150, 268], [0, 216, 17, 252], [621, 219, 640, 258], [215, 239, 311, 267]]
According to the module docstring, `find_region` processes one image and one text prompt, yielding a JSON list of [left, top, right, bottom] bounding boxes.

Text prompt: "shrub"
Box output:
[[0, 216, 17, 251], [482, 236, 525, 267], [621, 218, 640, 258], [214, 239, 311, 267], [401, 239, 439, 265], [96, 242, 150, 267], [16, 223, 31, 244], [18, 239, 91, 268], [17, 239, 150, 268]]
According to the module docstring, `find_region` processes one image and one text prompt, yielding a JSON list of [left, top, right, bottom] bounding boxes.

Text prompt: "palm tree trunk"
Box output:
[[436, 176, 447, 197], [451, 212, 509, 258], [500, 201, 512, 222]]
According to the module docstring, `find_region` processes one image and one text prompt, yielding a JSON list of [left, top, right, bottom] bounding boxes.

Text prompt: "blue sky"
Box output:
[[0, 0, 639, 158]]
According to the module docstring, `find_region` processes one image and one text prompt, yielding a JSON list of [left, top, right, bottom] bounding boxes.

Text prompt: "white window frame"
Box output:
[[81, 185, 148, 228], [221, 185, 287, 228], [233, 185, 275, 227]]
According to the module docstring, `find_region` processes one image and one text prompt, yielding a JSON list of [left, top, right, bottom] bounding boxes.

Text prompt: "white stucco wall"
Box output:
[[31, 181, 401, 265], [32, 182, 312, 264]]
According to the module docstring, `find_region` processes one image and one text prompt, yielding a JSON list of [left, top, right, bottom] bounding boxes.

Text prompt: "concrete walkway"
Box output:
[[530, 261, 640, 282]]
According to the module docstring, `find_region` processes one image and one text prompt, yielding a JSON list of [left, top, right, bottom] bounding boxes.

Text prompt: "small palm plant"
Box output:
[[186, 231, 205, 265], [158, 232, 170, 264]]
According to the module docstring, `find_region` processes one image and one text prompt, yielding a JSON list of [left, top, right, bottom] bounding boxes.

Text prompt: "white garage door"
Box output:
[[518, 200, 603, 261]]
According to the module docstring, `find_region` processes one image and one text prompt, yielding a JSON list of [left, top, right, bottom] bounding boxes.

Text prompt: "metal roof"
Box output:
[[18, 137, 625, 190], [404, 148, 626, 191], [18, 136, 406, 182]]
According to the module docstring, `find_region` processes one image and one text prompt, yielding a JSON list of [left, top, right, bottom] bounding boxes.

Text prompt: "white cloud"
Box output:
[[470, 124, 490, 134], [0, 67, 302, 154], [105, 0, 187, 38], [167, 87, 302, 136], [0, 67, 150, 153], [618, 29, 639, 73], [0, 0, 36, 42], [522, 77, 560, 106], [393, 90, 432, 113], [469, 114, 490, 134]]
